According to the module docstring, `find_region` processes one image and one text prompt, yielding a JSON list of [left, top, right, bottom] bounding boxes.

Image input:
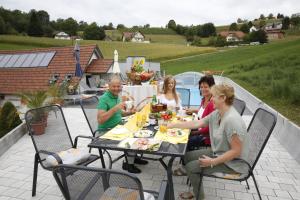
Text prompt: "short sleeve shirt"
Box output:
[[202, 107, 249, 173], [97, 91, 122, 129]]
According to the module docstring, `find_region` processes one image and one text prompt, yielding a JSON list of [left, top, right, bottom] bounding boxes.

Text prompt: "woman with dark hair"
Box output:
[[187, 75, 215, 148], [173, 75, 215, 176]]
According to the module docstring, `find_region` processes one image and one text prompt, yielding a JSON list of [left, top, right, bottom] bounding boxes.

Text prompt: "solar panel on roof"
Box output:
[[0, 55, 12, 68], [14, 54, 29, 67], [21, 53, 37, 67], [5, 55, 20, 67], [0, 51, 56, 68], [40, 52, 55, 66], [31, 53, 46, 67]]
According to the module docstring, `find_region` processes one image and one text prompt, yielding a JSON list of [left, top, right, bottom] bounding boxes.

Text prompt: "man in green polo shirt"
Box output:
[[97, 76, 148, 173]]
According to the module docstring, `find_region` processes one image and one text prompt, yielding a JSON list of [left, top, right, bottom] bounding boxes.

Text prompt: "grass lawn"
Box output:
[[0, 35, 216, 61], [162, 37, 300, 126]]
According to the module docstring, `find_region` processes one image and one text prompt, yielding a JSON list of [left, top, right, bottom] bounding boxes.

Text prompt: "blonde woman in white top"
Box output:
[[158, 75, 182, 111]]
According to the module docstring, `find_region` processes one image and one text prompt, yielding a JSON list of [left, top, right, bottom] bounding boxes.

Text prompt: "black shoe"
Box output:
[[134, 158, 148, 165], [122, 162, 141, 174]]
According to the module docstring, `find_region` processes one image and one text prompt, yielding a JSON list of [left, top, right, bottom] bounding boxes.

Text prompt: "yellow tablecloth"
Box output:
[[154, 129, 190, 144], [100, 104, 190, 144], [100, 104, 150, 141]]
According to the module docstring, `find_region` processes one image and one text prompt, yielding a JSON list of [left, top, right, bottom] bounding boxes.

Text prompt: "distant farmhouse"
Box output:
[[250, 26, 258, 32], [122, 31, 145, 42], [291, 13, 300, 18], [264, 22, 284, 40], [0, 45, 113, 106], [54, 32, 71, 40], [219, 31, 246, 42]]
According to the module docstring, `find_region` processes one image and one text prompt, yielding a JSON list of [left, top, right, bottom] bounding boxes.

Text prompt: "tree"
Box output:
[[229, 22, 238, 31], [117, 24, 125, 29], [240, 23, 250, 33], [0, 16, 6, 34], [27, 10, 43, 36], [108, 22, 114, 30], [83, 22, 105, 40], [167, 19, 176, 30], [249, 30, 268, 43], [290, 17, 300, 27], [62, 17, 78, 36], [36, 10, 49, 25], [78, 21, 88, 31], [268, 13, 274, 19], [200, 23, 216, 37], [282, 17, 290, 30], [259, 14, 265, 20], [237, 18, 243, 23], [215, 35, 226, 47], [248, 21, 253, 28], [191, 37, 202, 46], [144, 24, 150, 28], [259, 20, 266, 28], [277, 13, 284, 19]]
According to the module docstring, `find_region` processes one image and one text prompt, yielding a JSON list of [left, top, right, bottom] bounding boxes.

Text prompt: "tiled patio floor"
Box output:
[[0, 107, 300, 200]]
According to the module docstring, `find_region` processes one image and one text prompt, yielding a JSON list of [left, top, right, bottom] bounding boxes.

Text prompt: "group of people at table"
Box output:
[[96, 75, 249, 200]]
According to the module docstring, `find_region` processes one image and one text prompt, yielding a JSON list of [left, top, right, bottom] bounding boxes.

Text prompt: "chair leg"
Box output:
[[32, 153, 39, 196], [196, 173, 203, 200], [252, 174, 262, 200], [246, 180, 250, 190]]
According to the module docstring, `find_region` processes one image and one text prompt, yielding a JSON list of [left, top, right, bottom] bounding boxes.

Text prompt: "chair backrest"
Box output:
[[53, 165, 145, 200], [25, 105, 73, 167], [136, 96, 152, 111], [80, 96, 99, 134], [247, 108, 277, 170], [233, 98, 246, 116], [176, 88, 190, 107]]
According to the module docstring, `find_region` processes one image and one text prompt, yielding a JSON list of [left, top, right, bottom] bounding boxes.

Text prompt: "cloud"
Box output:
[[1, 0, 300, 26]]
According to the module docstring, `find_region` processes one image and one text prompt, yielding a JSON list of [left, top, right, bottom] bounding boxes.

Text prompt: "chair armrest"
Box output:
[[93, 129, 110, 137], [73, 135, 96, 148], [157, 180, 168, 200], [37, 150, 63, 164]]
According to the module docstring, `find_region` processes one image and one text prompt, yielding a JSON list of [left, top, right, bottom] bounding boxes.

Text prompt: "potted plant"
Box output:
[[47, 81, 68, 106], [18, 91, 48, 135]]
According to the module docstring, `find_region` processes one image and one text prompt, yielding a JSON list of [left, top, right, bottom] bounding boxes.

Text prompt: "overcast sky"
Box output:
[[1, 0, 300, 27]]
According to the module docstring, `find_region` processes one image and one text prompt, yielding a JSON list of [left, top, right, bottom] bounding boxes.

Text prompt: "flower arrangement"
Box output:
[[126, 58, 154, 85]]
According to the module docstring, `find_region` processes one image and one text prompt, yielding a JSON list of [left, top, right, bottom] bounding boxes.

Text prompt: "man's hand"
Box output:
[[115, 102, 126, 111]]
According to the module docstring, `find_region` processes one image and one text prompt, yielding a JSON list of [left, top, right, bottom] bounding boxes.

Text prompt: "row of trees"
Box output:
[[0, 7, 106, 40], [167, 19, 216, 41]]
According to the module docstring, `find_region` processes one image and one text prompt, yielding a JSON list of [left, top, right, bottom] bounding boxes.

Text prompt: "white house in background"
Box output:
[[219, 31, 246, 42], [122, 31, 145, 42], [55, 32, 71, 40], [291, 13, 300, 18], [250, 26, 258, 32]]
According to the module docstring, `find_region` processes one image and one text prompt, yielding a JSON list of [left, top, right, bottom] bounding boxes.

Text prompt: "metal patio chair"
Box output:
[[233, 98, 246, 116], [25, 105, 100, 197], [53, 164, 168, 200], [195, 108, 277, 200]]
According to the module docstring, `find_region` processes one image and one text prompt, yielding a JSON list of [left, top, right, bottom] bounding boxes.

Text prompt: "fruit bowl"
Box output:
[[126, 71, 154, 85]]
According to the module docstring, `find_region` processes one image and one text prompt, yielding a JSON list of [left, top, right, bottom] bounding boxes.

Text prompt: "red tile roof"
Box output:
[[86, 59, 113, 74], [0, 45, 107, 95], [219, 31, 246, 39]]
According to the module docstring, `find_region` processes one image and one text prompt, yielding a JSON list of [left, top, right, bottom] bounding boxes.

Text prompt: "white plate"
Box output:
[[118, 138, 162, 151], [110, 126, 129, 135], [167, 129, 186, 137], [134, 130, 154, 138]]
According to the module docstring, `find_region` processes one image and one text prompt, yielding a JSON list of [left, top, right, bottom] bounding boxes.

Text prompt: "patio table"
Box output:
[[88, 104, 189, 200]]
